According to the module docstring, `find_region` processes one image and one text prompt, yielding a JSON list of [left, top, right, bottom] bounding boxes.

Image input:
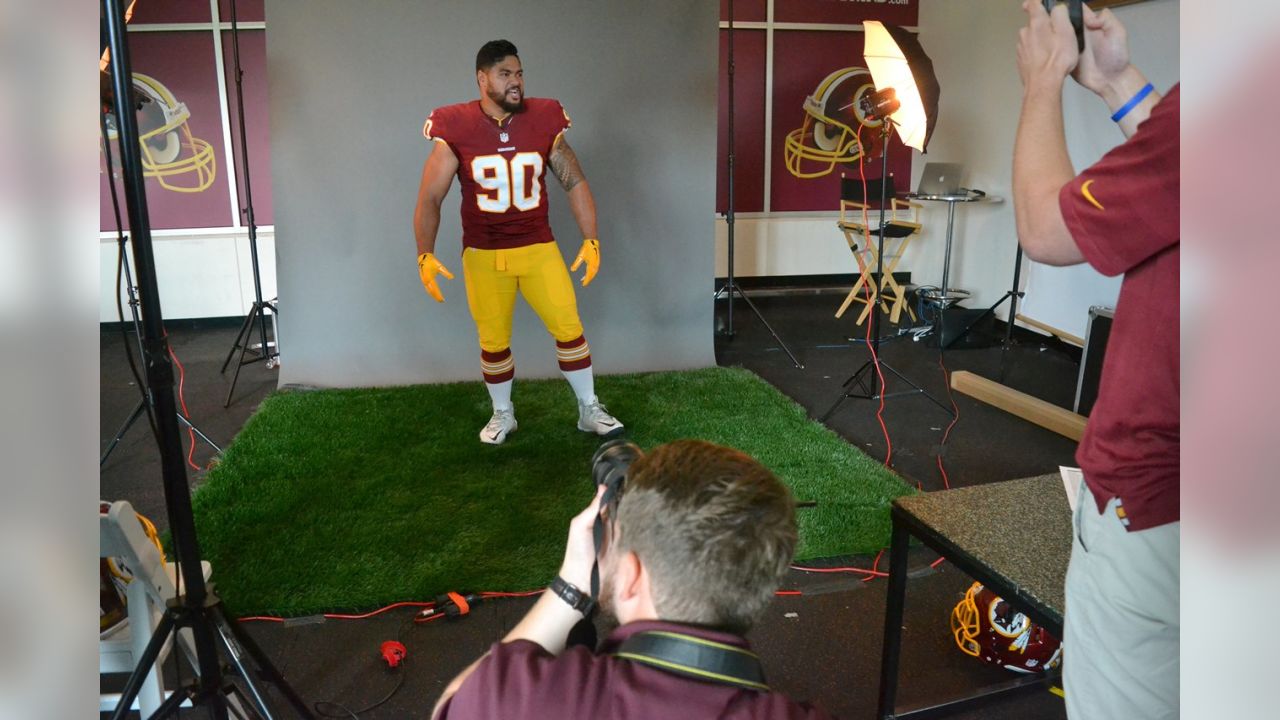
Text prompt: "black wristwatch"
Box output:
[[549, 576, 595, 616]]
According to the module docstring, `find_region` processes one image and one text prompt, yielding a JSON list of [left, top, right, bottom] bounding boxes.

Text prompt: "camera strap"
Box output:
[[614, 630, 769, 692], [590, 479, 624, 599]]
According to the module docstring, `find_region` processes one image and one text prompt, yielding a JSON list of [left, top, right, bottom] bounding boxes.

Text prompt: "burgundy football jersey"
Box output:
[[424, 98, 572, 250], [1061, 85, 1179, 531]]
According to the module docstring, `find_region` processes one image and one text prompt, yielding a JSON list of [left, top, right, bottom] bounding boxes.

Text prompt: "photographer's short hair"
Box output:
[[614, 440, 798, 635], [476, 39, 518, 72]]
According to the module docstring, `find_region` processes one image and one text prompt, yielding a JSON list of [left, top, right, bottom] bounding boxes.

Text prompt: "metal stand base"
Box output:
[[220, 299, 277, 408], [823, 122, 950, 424], [110, 593, 313, 720], [101, 250, 220, 467], [101, 398, 223, 467], [821, 356, 954, 423], [714, 282, 804, 368], [953, 289, 1023, 382], [942, 243, 1025, 382], [718, 1, 802, 371]]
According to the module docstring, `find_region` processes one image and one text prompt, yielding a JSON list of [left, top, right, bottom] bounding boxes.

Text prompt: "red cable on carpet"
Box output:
[[164, 336, 202, 472], [855, 124, 893, 468]]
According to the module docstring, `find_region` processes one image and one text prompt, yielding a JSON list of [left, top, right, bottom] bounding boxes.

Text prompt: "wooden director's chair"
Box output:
[[100, 500, 214, 716], [835, 175, 922, 326]]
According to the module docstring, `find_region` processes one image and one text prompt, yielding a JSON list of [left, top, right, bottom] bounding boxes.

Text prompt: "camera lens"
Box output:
[[591, 439, 642, 491]]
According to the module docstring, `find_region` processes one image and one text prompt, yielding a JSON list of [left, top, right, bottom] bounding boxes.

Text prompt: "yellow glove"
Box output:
[[569, 238, 600, 287], [417, 252, 454, 303]]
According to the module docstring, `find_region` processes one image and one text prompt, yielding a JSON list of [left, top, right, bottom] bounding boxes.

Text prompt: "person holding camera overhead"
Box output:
[[430, 440, 835, 719], [413, 39, 623, 446], [1013, 3, 1178, 718]]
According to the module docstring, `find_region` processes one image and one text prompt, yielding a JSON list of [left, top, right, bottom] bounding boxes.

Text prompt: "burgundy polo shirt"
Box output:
[[437, 619, 836, 719], [1060, 84, 1180, 531]]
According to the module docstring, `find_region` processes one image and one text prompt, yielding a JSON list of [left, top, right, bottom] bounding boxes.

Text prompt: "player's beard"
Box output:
[[488, 85, 524, 114]]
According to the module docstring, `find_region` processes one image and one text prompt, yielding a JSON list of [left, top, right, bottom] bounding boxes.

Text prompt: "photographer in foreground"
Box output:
[[432, 439, 834, 719], [1014, 2, 1178, 718]]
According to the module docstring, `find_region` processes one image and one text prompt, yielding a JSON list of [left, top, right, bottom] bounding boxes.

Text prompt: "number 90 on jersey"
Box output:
[[472, 152, 543, 213]]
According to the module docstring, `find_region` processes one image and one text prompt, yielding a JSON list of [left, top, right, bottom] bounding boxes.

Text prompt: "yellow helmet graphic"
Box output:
[[105, 73, 216, 193], [783, 67, 883, 179]]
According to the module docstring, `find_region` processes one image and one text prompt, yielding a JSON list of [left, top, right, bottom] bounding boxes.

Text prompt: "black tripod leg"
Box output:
[[713, 283, 732, 337], [190, 607, 234, 720], [714, 282, 736, 338], [821, 359, 879, 422], [177, 413, 223, 454], [819, 391, 852, 424], [847, 359, 877, 394], [880, 361, 954, 416], [212, 615, 276, 720], [221, 304, 258, 374], [732, 287, 804, 368], [101, 398, 148, 466], [998, 245, 1025, 383], [224, 303, 261, 407], [140, 685, 196, 720], [213, 606, 315, 719], [111, 610, 179, 720], [998, 324, 1015, 384]]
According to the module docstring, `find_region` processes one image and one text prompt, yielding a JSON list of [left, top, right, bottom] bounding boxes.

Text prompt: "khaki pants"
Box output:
[[1065, 483, 1179, 719]]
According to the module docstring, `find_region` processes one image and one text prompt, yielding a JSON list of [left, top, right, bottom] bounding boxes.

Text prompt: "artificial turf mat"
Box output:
[[192, 366, 914, 616]]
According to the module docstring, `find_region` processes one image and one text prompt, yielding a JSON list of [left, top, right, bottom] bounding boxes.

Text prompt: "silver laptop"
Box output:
[[916, 162, 965, 195]]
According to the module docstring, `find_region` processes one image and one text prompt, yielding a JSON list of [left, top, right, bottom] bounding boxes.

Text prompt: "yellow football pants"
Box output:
[[461, 241, 584, 352]]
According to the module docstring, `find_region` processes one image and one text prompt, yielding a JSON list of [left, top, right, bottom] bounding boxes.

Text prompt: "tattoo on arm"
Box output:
[[550, 137, 585, 192]]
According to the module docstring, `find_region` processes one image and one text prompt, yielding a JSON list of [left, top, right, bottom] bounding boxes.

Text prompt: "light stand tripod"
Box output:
[[100, 111, 222, 467], [103, 1, 312, 717], [220, 0, 279, 407], [821, 120, 952, 423], [100, 245, 224, 467], [940, 241, 1025, 381], [713, 0, 803, 369]]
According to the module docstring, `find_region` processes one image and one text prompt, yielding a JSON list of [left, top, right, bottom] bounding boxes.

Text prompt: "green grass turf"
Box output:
[[192, 366, 914, 616]]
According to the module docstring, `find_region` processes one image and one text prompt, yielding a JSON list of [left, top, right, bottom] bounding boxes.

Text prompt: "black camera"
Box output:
[[586, 439, 643, 598], [1043, 0, 1085, 52], [591, 438, 643, 495]]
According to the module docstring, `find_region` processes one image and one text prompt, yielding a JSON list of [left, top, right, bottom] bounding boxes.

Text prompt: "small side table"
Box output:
[[878, 474, 1070, 718], [907, 192, 1002, 326]]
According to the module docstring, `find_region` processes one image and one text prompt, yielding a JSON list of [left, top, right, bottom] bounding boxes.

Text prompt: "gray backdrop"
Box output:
[[266, 0, 717, 387]]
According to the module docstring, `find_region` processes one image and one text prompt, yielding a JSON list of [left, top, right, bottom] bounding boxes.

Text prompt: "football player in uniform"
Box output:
[[413, 39, 623, 445]]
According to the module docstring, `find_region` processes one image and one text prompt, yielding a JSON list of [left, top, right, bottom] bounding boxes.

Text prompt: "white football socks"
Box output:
[[486, 379, 514, 412], [561, 367, 596, 405]]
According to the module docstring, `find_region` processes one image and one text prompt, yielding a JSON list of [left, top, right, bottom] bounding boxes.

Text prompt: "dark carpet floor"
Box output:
[[101, 290, 1080, 719]]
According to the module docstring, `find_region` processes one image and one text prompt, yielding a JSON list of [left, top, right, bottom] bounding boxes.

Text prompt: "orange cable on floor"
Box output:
[[237, 590, 545, 623], [164, 337, 202, 472]]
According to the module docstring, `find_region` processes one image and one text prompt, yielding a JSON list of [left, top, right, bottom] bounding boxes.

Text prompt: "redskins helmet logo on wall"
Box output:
[[103, 73, 217, 193], [783, 66, 884, 179]]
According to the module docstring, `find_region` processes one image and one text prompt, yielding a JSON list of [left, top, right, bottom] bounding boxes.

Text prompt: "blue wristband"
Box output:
[[1110, 83, 1154, 123]]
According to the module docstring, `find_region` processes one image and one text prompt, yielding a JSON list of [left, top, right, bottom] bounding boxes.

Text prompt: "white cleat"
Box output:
[[480, 408, 517, 445], [577, 398, 624, 438]]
